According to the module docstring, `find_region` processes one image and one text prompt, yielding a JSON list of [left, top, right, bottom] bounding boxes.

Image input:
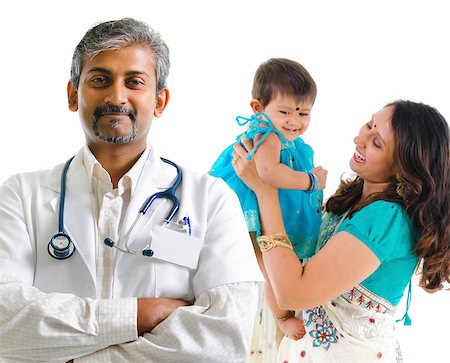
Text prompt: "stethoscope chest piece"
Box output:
[[48, 233, 75, 260], [49, 155, 181, 260]]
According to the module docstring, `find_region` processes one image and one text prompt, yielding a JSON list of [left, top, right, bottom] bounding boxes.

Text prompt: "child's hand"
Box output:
[[310, 166, 328, 190], [277, 316, 306, 341]]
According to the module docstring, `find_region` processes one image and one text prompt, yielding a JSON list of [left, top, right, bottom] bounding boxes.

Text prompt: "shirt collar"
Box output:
[[82, 144, 150, 196]]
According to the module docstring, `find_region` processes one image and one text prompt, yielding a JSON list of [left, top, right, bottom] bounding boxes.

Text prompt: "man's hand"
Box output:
[[137, 298, 191, 334]]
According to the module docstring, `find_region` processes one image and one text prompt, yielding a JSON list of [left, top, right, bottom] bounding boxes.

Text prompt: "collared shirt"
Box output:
[[0, 145, 261, 362], [82, 145, 149, 299]]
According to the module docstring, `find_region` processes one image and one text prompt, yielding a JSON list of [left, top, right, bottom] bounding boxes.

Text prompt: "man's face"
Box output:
[[67, 45, 168, 151]]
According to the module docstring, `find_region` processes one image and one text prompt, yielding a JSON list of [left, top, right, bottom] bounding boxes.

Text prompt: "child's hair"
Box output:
[[251, 58, 317, 108]]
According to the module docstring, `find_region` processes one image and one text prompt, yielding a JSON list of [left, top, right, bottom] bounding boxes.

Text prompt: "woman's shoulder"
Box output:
[[347, 200, 411, 233], [358, 200, 405, 215], [340, 201, 417, 261]]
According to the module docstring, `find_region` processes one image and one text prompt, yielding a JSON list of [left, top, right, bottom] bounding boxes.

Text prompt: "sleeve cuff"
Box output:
[[97, 297, 138, 347], [74, 297, 137, 362]]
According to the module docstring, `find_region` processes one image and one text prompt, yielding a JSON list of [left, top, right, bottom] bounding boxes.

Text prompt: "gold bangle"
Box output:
[[257, 232, 293, 253], [273, 311, 294, 321]]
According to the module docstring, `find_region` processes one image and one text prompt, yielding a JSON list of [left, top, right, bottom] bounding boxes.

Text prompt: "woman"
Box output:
[[232, 100, 449, 362]]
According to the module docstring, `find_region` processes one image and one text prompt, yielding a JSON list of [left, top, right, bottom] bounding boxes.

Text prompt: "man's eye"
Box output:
[[90, 77, 107, 85], [127, 79, 144, 87]]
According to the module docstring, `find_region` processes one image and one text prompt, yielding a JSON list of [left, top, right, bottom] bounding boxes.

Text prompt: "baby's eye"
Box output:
[[299, 112, 309, 117], [279, 111, 289, 115]]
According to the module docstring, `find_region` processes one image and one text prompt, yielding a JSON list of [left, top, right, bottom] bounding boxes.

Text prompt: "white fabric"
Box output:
[[76, 283, 258, 363], [277, 297, 400, 362], [0, 144, 263, 362], [84, 145, 138, 299]]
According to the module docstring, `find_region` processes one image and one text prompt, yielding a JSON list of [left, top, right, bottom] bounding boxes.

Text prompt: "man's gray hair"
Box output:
[[70, 18, 170, 93]]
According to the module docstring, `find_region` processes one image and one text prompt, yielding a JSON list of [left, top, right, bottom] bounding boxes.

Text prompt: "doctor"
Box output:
[[0, 18, 262, 362]]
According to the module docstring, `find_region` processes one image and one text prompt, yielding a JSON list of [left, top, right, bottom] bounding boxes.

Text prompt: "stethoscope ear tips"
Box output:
[[104, 238, 115, 247], [142, 249, 154, 257], [104, 237, 154, 257]]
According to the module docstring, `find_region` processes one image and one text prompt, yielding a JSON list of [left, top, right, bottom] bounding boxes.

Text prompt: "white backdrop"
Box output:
[[1, 0, 448, 361]]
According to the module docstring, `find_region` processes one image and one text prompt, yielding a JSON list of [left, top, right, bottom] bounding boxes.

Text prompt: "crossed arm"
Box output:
[[0, 275, 258, 362]]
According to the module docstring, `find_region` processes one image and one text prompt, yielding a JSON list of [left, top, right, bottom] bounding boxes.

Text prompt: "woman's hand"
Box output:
[[232, 136, 276, 195]]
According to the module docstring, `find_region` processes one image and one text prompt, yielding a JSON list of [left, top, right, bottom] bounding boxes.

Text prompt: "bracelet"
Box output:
[[273, 311, 294, 322], [257, 232, 293, 253], [306, 171, 319, 192]]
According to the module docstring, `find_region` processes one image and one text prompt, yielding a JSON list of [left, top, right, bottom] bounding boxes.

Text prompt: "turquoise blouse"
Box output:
[[337, 201, 419, 306]]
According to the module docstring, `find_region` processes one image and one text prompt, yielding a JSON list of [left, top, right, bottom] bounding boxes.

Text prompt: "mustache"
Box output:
[[93, 104, 136, 121]]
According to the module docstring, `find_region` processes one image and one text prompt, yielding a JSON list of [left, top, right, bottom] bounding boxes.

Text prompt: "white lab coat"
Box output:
[[0, 146, 263, 362]]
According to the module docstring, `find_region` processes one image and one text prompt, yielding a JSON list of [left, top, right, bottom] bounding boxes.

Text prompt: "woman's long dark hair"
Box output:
[[326, 100, 450, 292]]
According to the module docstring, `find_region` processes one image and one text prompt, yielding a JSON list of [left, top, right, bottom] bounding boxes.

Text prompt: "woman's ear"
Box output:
[[154, 88, 170, 117], [67, 81, 78, 112], [250, 99, 263, 113]]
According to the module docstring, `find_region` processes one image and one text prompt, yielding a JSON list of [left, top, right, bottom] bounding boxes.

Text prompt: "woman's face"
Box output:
[[350, 106, 396, 191]]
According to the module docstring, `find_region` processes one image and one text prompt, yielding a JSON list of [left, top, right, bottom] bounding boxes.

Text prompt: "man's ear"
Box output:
[[67, 81, 78, 112], [249, 99, 263, 113], [153, 88, 170, 117]]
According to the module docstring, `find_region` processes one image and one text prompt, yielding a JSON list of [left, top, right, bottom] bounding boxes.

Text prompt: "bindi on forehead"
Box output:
[[296, 107, 299, 111]]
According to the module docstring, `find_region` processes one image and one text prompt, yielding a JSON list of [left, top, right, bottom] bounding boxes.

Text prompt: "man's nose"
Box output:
[[104, 82, 127, 105]]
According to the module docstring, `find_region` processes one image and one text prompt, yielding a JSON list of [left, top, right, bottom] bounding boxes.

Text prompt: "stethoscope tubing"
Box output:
[[48, 155, 182, 260], [58, 156, 75, 233]]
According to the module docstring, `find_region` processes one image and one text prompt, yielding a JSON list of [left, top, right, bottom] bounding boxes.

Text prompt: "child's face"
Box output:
[[257, 94, 313, 142]]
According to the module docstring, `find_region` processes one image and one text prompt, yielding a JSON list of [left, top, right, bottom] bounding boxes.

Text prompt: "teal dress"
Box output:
[[210, 114, 323, 259], [337, 201, 419, 306], [278, 201, 419, 361]]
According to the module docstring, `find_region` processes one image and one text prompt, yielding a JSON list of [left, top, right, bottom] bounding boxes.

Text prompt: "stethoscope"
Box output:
[[48, 156, 182, 260]]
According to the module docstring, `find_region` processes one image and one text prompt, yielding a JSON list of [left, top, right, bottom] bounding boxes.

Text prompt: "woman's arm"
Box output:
[[251, 227, 305, 341], [252, 133, 326, 190], [232, 140, 380, 311]]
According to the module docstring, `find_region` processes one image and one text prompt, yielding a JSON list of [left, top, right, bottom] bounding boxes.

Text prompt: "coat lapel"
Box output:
[[118, 147, 179, 256], [44, 149, 96, 283]]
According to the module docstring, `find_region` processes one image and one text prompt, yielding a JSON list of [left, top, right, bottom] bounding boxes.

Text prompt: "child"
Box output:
[[210, 58, 327, 362]]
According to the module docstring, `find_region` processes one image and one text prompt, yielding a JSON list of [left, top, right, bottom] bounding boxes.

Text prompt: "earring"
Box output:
[[396, 177, 407, 201]]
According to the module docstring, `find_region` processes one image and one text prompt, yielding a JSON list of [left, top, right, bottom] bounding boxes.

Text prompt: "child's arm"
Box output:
[[265, 279, 306, 341], [252, 133, 326, 190]]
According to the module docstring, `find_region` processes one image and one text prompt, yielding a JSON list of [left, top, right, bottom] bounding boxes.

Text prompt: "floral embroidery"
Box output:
[[342, 284, 393, 314], [304, 306, 325, 327], [348, 288, 357, 300], [309, 323, 338, 350], [300, 350, 306, 357], [305, 306, 339, 351]]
